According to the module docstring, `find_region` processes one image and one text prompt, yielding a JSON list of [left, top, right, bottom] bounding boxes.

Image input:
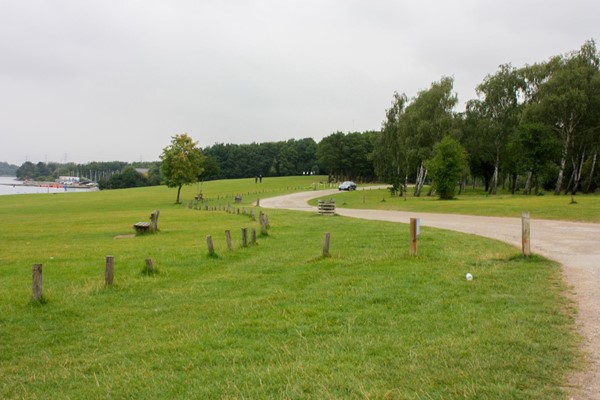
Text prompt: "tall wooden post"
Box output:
[[409, 218, 418, 256], [241, 228, 248, 247], [225, 230, 233, 250], [207, 235, 215, 255], [522, 212, 531, 256], [105, 256, 114, 286], [323, 232, 331, 257], [32, 264, 43, 301]]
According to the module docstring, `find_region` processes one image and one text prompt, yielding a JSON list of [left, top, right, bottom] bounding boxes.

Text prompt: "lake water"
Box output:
[[0, 176, 91, 196]]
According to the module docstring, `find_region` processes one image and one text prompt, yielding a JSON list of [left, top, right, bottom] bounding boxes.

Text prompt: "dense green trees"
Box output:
[[426, 136, 468, 199], [373, 77, 458, 196], [202, 138, 318, 180], [0, 162, 18, 176], [316, 131, 377, 182], [377, 39, 599, 196]]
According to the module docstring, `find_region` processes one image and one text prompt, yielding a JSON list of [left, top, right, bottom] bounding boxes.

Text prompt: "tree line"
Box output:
[[11, 40, 599, 196], [374, 40, 600, 197]]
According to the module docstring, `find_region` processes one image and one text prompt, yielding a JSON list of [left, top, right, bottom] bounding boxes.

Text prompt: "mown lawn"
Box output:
[[0, 177, 581, 399], [314, 185, 600, 222]]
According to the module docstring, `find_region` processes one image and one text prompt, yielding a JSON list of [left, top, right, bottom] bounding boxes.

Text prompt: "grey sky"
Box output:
[[1, 0, 598, 165]]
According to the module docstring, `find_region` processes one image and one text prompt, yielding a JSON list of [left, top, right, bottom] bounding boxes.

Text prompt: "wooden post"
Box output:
[[225, 230, 233, 250], [32, 264, 43, 301], [241, 228, 248, 247], [105, 256, 114, 286], [522, 212, 531, 256], [251, 228, 257, 244], [207, 235, 215, 255], [409, 218, 417, 256], [145, 258, 154, 272], [256, 198, 260, 207], [323, 232, 331, 257], [149, 210, 160, 232]]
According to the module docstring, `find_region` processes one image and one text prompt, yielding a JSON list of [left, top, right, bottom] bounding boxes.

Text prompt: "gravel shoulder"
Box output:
[[261, 189, 600, 400]]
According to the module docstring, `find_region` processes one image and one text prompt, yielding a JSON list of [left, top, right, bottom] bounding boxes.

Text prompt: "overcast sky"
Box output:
[[1, 0, 598, 165]]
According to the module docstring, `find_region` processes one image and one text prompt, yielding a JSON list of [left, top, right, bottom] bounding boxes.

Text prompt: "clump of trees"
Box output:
[[375, 39, 600, 197], [0, 162, 18, 176], [202, 138, 318, 180]]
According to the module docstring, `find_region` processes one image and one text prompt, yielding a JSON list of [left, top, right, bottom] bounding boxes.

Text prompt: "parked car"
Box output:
[[338, 181, 357, 191]]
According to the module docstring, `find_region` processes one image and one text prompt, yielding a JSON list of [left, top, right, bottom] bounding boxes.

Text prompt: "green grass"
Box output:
[[316, 185, 600, 222], [0, 178, 581, 399]]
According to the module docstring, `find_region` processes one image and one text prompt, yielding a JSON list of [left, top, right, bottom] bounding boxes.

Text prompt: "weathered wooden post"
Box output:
[[207, 235, 215, 255], [522, 212, 531, 256], [323, 232, 331, 257], [251, 228, 257, 244], [409, 218, 418, 256], [150, 210, 160, 232], [105, 255, 114, 286], [241, 228, 248, 247], [32, 264, 43, 301], [145, 258, 155, 272], [225, 230, 233, 250], [256, 198, 260, 207]]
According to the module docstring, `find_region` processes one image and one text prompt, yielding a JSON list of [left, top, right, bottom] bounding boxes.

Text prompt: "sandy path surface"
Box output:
[[261, 189, 600, 399]]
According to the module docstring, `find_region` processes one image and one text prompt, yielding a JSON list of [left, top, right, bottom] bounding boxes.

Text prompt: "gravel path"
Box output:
[[261, 189, 600, 399]]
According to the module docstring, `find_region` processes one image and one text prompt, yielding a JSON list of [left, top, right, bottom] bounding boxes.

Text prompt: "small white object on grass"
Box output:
[[466, 273, 473, 281]]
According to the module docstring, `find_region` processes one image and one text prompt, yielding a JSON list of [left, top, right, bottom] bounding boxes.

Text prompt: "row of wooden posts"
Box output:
[[31, 212, 532, 302]]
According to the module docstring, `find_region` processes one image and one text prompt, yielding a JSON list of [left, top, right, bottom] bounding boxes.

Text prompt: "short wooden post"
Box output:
[[150, 210, 159, 232], [105, 255, 114, 286], [145, 258, 154, 272], [256, 198, 260, 207], [409, 218, 418, 256], [241, 228, 248, 247], [323, 232, 331, 257], [225, 230, 233, 251], [522, 212, 531, 256], [251, 228, 257, 244], [32, 264, 43, 301], [207, 235, 215, 255]]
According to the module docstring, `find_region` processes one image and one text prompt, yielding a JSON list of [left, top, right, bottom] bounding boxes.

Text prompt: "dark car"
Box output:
[[338, 181, 357, 191]]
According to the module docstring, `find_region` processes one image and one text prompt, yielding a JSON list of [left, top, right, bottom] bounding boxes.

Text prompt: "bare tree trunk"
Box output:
[[176, 184, 183, 203], [555, 129, 572, 195], [523, 171, 533, 195], [489, 165, 498, 195], [571, 150, 586, 195], [585, 152, 597, 193], [414, 162, 424, 197]]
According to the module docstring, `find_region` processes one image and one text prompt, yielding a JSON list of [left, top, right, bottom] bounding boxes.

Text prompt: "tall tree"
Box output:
[[404, 76, 457, 196], [472, 64, 524, 194], [524, 40, 600, 195], [373, 92, 409, 191], [160, 133, 205, 203]]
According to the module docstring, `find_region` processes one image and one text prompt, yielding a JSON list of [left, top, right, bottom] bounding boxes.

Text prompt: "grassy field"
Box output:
[[0, 177, 580, 399], [312, 185, 600, 222]]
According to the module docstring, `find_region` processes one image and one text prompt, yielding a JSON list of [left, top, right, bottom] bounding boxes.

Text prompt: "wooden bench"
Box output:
[[133, 222, 151, 233], [133, 210, 160, 234], [318, 200, 336, 216]]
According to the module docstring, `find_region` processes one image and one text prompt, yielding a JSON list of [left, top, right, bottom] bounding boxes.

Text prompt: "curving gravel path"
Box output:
[[261, 189, 600, 400]]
